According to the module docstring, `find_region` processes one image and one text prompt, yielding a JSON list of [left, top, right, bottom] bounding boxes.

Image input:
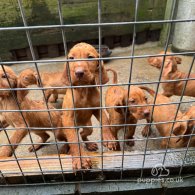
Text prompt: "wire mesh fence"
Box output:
[[0, 0, 195, 186]]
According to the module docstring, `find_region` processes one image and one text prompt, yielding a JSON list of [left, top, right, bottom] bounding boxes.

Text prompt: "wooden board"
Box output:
[[0, 149, 195, 184]]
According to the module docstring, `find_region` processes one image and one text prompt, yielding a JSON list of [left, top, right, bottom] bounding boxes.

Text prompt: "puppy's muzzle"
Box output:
[[143, 109, 150, 117], [75, 67, 84, 79]]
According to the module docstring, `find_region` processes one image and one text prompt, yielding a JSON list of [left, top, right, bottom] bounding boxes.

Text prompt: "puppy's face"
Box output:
[[0, 66, 17, 97], [127, 86, 150, 120], [18, 69, 37, 87], [62, 42, 109, 86]]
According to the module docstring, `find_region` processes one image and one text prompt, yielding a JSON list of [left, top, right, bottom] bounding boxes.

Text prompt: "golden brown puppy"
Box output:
[[0, 67, 65, 157], [106, 79, 150, 148], [148, 51, 195, 97], [19, 68, 98, 153], [60, 42, 118, 170], [33, 71, 66, 103], [178, 106, 195, 147], [140, 86, 194, 148]]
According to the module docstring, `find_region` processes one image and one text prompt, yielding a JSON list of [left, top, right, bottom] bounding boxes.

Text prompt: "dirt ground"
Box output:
[[0, 41, 195, 158]]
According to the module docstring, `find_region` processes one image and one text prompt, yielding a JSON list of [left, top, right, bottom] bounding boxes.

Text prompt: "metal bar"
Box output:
[[1, 146, 195, 164], [1, 97, 195, 112], [2, 117, 195, 132], [57, 0, 84, 180], [0, 18, 195, 31], [1, 76, 195, 91], [1, 51, 195, 65], [0, 0, 195, 186], [98, 0, 104, 175], [0, 63, 32, 184], [18, 0, 66, 182], [0, 170, 7, 185], [121, 0, 139, 179], [17, 0, 51, 183], [1, 133, 195, 149], [0, 120, 27, 184], [140, 0, 177, 178]]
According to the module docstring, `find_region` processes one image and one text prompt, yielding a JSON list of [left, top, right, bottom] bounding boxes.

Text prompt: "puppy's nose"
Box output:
[[143, 109, 150, 117], [75, 68, 84, 79]]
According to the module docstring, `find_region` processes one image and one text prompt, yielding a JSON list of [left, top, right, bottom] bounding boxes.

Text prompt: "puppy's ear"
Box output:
[[173, 116, 193, 137], [95, 60, 109, 84], [114, 100, 125, 115], [33, 72, 41, 87], [61, 63, 70, 85], [173, 123, 188, 136], [12, 75, 18, 88], [163, 61, 175, 77], [175, 56, 182, 64]]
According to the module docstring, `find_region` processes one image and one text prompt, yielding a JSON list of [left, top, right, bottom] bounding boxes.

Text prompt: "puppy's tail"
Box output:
[[106, 68, 117, 84], [139, 86, 156, 97]]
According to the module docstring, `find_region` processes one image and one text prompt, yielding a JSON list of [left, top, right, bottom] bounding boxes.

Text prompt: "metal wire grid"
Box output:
[[0, 0, 194, 186]]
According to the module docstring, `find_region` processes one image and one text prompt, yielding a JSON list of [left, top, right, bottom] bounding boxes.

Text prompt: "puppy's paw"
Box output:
[[28, 144, 43, 152], [103, 133, 118, 151], [85, 142, 98, 151], [0, 147, 12, 157], [126, 139, 135, 147], [72, 155, 92, 171], [48, 98, 57, 103], [142, 125, 151, 137]]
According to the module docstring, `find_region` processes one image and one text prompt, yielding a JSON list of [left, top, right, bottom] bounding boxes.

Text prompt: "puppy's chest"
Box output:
[[75, 89, 99, 107]]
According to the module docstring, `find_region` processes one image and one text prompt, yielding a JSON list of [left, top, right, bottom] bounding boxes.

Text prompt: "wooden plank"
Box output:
[[0, 149, 195, 184]]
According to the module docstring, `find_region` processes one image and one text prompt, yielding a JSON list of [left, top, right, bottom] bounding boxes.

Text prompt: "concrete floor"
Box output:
[[0, 41, 195, 157]]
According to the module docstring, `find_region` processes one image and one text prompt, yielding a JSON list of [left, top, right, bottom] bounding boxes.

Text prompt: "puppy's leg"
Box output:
[[62, 117, 92, 170], [93, 110, 118, 150], [0, 129, 27, 157], [44, 89, 52, 102], [49, 91, 58, 103], [28, 131, 50, 152], [125, 125, 136, 147], [142, 118, 152, 137], [56, 130, 70, 154], [80, 120, 98, 151]]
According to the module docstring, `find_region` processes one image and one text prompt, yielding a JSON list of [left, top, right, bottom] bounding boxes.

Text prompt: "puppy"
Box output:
[[60, 42, 118, 170], [19, 69, 98, 153], [179, 106, 195, 147], [148, 51, 195, 97], [0, 67, 65, 157], [106, 78, 150, 149], [140, 86, 194, 148]]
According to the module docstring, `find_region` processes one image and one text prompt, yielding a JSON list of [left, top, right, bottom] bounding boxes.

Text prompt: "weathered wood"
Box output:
[[0, 149, 194, 184]]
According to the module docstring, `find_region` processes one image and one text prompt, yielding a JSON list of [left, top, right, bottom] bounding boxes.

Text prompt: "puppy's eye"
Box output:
[[129, 98, 135, 104], [145, 97, 148, 101], [88, 55, 95, 59], [68, 56, 74, 60], [2, 74, 8, 79]]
